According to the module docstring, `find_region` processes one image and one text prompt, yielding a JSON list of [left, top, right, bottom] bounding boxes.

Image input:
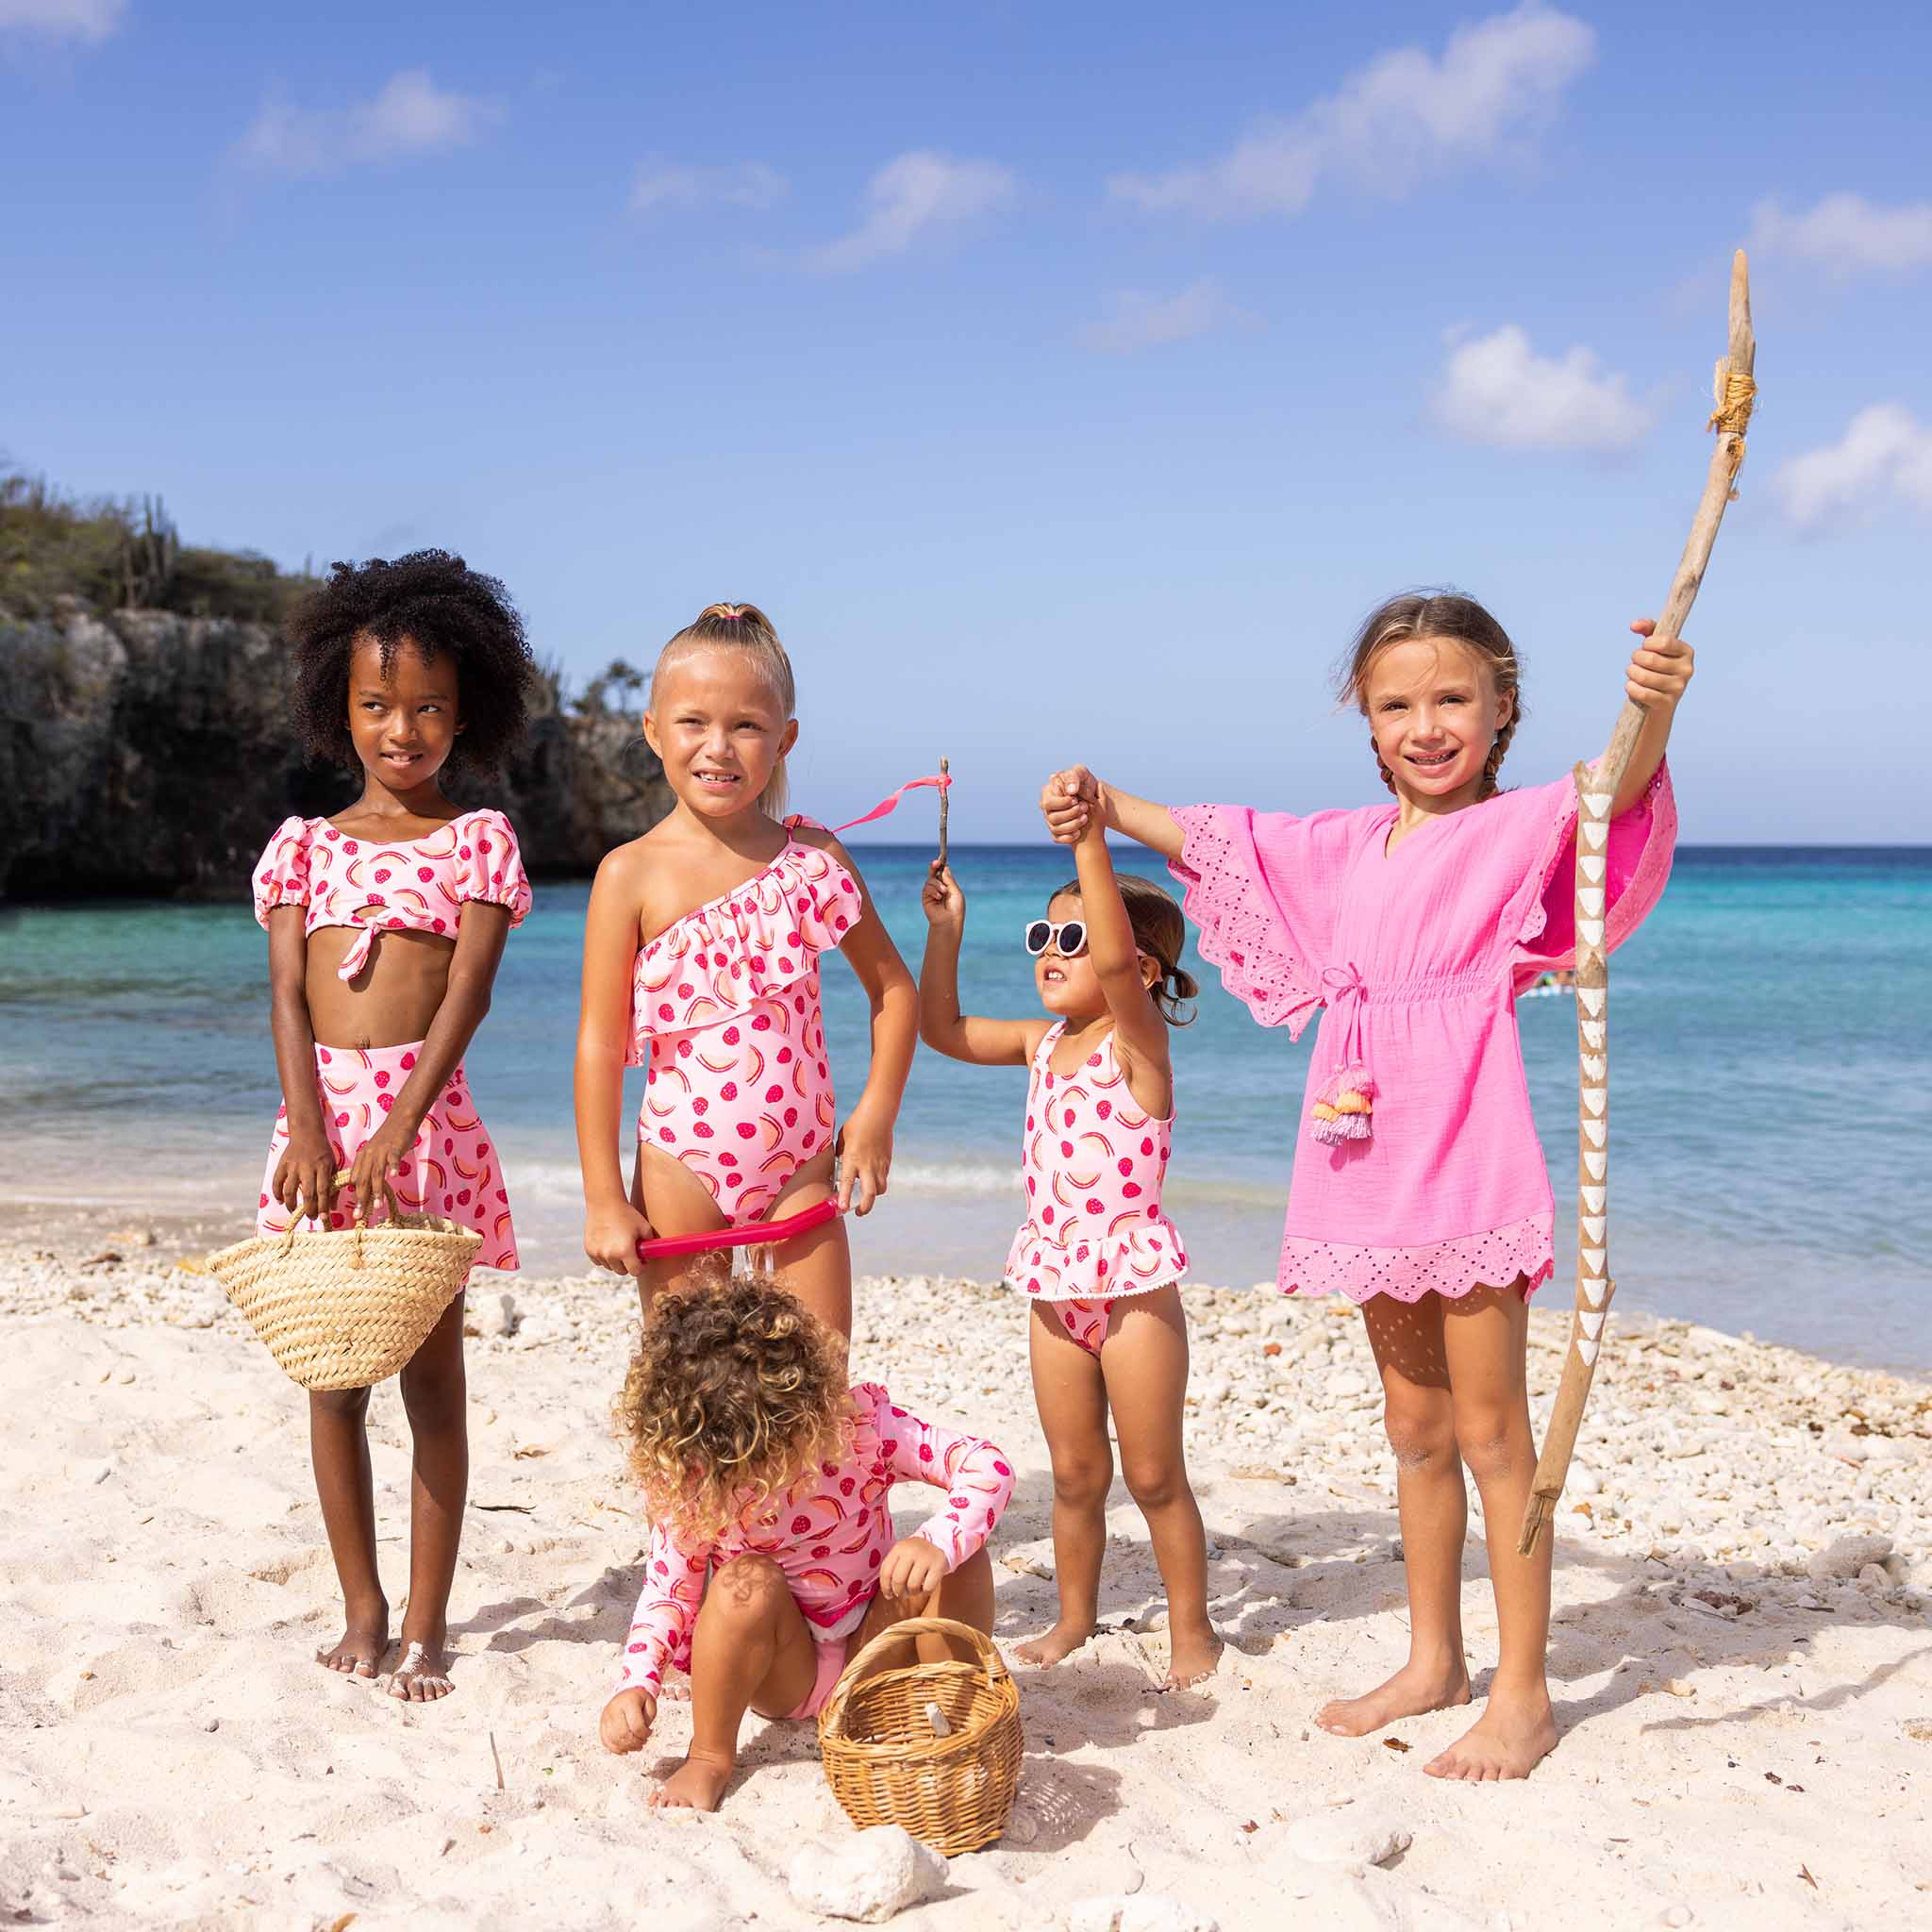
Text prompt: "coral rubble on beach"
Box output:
[[2, 1227, 1927, 1928]]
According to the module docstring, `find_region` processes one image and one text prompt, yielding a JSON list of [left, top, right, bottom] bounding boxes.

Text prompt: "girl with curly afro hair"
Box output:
[[601, 1275, 1015, 1813], [245, 550, 537, 1703]]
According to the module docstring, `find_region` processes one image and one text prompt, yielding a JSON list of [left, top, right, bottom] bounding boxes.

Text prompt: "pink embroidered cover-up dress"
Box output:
[[1169, 763, 1675, 1304]]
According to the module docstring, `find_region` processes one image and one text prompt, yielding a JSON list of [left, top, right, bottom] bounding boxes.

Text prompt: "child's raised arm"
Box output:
[[575, 846, 652, 1276], [1041, 767, 1184, 861], [918, 861, 1049, 1068], [1612, 618, 1694, 816], [1064, 811, 1174, 1115]]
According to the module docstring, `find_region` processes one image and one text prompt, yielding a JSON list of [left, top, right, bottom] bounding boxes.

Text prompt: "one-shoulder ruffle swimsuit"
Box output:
[[249, 809, 531, 1271], [626, 818, 862, 1225], [1169, 762, 1675, 1304], [1003, 1023, 1189, 1354]]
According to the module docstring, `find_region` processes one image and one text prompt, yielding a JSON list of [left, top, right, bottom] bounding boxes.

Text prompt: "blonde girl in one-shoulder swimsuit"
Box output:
[[575, 603, 920, 1337]]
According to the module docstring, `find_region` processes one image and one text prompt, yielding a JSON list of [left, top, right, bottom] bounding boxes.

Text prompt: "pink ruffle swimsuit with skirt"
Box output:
[[626, 818, 862, 1226], [1168, 763, 1676, 1305], [1003, 1023, 1189, 1354], [250, 808, 531, 1271]]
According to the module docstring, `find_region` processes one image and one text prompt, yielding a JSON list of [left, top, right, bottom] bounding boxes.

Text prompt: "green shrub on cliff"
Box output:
[[0, 470, 316, 624]]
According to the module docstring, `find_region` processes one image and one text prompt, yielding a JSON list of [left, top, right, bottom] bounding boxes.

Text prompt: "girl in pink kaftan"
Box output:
[[1168, 758, 1674, 1305], [1042, 592, 1695, 1784]]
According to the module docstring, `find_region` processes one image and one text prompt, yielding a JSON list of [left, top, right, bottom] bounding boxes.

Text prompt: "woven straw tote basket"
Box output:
[[818, 1615, 1022, 1856], [208, 1173, 480, 1391]]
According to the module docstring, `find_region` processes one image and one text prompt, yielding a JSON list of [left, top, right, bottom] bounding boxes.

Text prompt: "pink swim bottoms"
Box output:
[[786, 1623, 859, 1721], [256, 1041, 517, 1273], [1036, 1288, 1166, 1359]]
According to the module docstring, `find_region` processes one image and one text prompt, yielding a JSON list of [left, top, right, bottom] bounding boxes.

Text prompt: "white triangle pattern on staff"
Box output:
[[1516, 249, 1758, 1557]]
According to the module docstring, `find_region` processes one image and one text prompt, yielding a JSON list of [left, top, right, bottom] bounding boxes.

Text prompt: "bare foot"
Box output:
[[315, 1603, 389, 1681], [388, 1633, 455, 1703], [1163, 1622, 1223, 1690], [1315, 1657, 1471, 1738], [1424, 1691, 1557, 1781], [1016, 1620, 1095, 1668], [649, 1750, 734, 1811]]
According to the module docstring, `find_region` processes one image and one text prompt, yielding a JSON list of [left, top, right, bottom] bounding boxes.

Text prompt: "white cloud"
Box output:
[[1750, 193, 1932, 277], [1430, 325, 1654, 453], [808, 151, 1015, 272], [630, 159, 787, 214], [1076, 279, 1246, 354], [1111, 3, 1594, 219], [1775, 405, 1932, 532], [235, 70, 497, 178], [0, 0, 125, 41]]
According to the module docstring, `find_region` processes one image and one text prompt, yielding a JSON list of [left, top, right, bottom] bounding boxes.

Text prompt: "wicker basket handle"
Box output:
[[275, 1170, 463, 1253], [328, 1170, 469, 1236], [833, 1615, 1008, 1708]]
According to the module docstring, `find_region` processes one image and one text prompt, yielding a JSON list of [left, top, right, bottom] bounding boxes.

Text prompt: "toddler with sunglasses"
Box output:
[[918, 816, 1219, 1688]]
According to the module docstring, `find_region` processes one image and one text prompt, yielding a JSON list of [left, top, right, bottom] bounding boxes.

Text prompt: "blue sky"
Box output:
[[4, 2, 1927, 841]]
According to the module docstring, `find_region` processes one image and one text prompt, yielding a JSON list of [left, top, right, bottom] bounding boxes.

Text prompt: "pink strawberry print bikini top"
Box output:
[[253, 808, 532, 982]]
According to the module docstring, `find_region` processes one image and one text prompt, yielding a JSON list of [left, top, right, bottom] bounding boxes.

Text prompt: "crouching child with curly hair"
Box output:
[[602, 1277, 1016, 1811]]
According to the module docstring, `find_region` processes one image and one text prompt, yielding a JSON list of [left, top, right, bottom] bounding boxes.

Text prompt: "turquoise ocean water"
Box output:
[[2, 844, 1927, 1370]]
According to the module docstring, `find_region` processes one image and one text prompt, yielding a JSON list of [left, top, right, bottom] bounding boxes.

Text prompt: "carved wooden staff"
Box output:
[[1518, 250, 1758, 1557]]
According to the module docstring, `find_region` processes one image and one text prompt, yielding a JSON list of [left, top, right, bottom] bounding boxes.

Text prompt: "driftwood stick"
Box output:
[[938, 755, 951, 869], [1519, 250, 1757, 1558]]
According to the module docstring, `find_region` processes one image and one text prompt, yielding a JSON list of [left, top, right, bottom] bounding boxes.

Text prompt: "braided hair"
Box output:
[[1340, 589, 1524, 801]]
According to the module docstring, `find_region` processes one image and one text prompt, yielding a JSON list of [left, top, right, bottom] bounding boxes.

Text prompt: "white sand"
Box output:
[[2, 1222, 1929, 1930]]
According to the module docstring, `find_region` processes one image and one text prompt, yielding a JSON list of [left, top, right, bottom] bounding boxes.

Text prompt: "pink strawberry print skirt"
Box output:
[[256, 1041, 518, 1272]]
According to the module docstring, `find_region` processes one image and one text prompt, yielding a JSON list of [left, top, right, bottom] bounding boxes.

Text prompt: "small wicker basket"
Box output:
[[208, 1174, 480, 1391], [818, 1615, 1022, 1856]]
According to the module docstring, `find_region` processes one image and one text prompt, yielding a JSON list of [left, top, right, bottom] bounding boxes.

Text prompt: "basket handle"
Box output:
[[834, 1614, 1008, 1704], [330, 1168, 469, 1234], [276, 1169, 462, 1254]]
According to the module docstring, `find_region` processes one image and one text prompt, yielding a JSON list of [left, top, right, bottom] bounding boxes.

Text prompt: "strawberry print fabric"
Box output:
[[1004, 1024, 1188, 1304], [252, 809, 532, 981], [255, 1041, 517, 1273], [626, 822, 859, 1225], [615, 1384, 1013, 1698]]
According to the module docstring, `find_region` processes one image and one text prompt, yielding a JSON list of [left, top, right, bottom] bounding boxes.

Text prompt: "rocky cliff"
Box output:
[[0, 604, 670, 900]]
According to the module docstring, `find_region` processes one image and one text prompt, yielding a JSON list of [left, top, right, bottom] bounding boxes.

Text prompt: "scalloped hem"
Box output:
[[1279, 1214, 1554, 1305]]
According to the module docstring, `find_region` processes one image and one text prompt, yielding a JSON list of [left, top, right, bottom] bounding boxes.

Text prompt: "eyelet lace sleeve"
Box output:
[[1167, 803, 1359, 1039], [1510, 758, 1677, 990]]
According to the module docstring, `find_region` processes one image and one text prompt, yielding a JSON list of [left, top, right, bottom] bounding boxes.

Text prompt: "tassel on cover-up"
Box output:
[[1311, 965, 1375, 1147]]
